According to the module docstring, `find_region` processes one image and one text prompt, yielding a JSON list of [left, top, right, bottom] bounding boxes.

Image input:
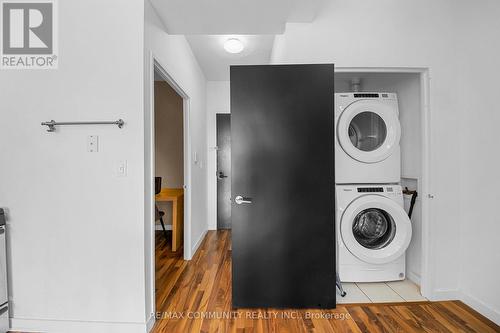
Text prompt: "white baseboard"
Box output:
[[191, 229, 208, 260], [425, 288, 499, 324], [460, 291, 500, 325], [428, 288, 460, 301], [406, 271, 421, 286], [10, 317, 148, 333]]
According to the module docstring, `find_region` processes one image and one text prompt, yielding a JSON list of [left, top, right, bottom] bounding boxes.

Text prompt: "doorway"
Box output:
[[153, 70, 184, 251], [334, 67, 431, 302], [149, 59, 191, 316], [216, 114, 231, 229]]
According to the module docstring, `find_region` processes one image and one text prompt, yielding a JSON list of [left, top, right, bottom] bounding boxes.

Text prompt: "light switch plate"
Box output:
[[87, 135, 98, 152]]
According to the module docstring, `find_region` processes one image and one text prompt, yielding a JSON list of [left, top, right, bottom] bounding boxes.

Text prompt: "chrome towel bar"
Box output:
[[41, 119, 124, 132]]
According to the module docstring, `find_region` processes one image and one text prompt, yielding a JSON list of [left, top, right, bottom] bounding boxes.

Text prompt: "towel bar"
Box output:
[[41, 119, 124, 132]]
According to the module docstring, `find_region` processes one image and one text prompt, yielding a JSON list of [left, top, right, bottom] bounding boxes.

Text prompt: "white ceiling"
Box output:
[[185, 35, 275, 81], [149, 0, 324, 34], [149, 0, 325, 81]]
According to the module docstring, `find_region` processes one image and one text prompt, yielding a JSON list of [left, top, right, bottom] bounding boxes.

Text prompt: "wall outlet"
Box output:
[[87, 135, 98, 152], [116, 160, 127, 177]]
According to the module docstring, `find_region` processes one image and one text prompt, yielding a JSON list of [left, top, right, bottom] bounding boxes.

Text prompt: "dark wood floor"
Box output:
[[153, 230, 500, 333]]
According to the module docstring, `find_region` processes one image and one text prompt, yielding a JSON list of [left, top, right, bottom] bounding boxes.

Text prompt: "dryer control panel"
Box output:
[[334, 92, 399, 118]]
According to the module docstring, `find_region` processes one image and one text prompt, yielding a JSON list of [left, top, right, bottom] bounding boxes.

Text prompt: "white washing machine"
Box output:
[[336, 184, 412, 282], [335, 92, 401, 184]]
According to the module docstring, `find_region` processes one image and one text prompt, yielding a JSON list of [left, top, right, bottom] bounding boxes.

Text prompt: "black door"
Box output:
[[217, 114, 231, 229], [231, 64, 335, 308]]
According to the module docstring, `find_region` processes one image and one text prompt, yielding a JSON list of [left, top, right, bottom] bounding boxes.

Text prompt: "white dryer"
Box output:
[[336, 184, 412, 282], [335, 93, 401, 184]]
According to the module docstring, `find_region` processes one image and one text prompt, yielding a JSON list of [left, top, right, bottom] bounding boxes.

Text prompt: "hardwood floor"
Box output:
[[153, 230, 500, 333]]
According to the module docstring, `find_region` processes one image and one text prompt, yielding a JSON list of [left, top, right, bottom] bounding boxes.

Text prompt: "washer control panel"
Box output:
[[357, 187, 384, 193], [355, 186, 402, 196]]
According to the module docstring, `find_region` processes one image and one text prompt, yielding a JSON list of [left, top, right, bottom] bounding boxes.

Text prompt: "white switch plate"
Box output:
[[87, 135, 98, 152], [116, 160, 127, 177]]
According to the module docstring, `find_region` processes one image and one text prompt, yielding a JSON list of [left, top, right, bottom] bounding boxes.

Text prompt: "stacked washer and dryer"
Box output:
[[335, 92, 413, 284]]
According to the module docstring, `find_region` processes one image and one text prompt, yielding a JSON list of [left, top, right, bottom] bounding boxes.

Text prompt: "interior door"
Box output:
[[231, 64, 335, 308], [216, 114, 231, 229]]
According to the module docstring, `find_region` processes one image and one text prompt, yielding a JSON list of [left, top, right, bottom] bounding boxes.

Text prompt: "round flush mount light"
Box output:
[[224, 38, 244, 54]]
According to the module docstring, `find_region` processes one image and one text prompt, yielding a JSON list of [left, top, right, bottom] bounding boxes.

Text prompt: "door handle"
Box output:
[[235, 195, 252, 205], [217, 171, 228, 179]]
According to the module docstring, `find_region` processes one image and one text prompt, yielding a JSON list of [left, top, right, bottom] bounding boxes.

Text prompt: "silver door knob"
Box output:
[[235, 195, 252, 204]]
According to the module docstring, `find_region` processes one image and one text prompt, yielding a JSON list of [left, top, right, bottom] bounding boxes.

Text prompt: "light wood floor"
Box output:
[[153, 230, 500, 333]]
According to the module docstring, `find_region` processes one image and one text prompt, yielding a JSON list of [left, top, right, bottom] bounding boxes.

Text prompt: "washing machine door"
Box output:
[[341, 195, 412, 264], [338, 100, 401, 163]]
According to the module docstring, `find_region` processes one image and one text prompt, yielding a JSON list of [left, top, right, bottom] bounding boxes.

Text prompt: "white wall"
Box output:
[[0, 1, 148, 332], [271, 0, 500, 323], [0, 0, 210, 331], [144, 0, 208, 319], [206, 81, 231, 230], [455, 0, 500, 324]]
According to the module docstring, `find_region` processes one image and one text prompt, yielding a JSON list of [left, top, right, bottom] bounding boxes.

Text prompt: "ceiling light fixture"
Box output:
[[224, 38, 244, 54]]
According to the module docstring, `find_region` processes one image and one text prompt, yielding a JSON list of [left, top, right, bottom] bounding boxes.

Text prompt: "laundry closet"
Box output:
[[229, 65, 426, 308], [334, 72, 425, 303]]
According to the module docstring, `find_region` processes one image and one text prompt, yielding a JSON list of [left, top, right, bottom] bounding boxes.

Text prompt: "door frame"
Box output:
[[336, 67, 432, 299], [145, 51, 192, 316]]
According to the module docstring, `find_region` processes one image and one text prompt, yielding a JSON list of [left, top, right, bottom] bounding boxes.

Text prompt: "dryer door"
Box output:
[[341, 195, 412, 264], [338, 100, 401, 163]]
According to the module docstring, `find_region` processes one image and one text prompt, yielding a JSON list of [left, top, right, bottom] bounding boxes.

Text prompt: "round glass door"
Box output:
[[349, 112, 387, 152], [340, 195, 412, 264], [352, 208, 396, 249], [338, 100, 400, 163]]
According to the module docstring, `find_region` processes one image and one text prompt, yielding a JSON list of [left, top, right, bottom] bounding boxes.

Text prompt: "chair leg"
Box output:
[[159, 217, 168, 239]]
